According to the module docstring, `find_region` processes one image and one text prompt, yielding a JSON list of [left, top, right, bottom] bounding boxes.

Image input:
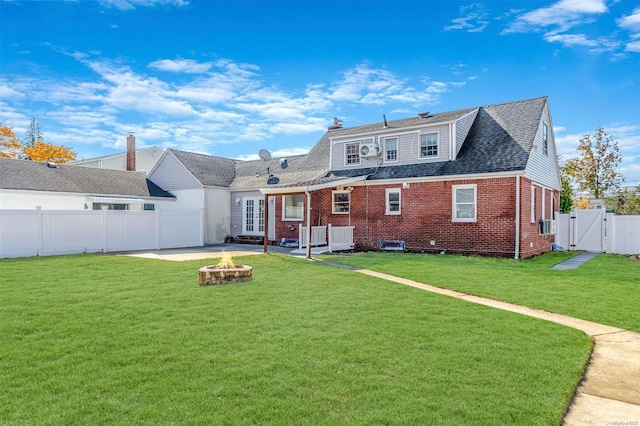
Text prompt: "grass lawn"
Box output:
[[1, 254, 591, 425], [319, 251, 640, 333]]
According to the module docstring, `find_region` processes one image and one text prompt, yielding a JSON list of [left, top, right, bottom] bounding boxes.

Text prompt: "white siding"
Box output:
[[73, 147, 164, 173], [230, 191, 275, 240], [148, 151, 201, 190], [455, 109, 479, 158], [205, 187, 231, 244], [0, 190, 88, 210], [330, 124, 452, 171], [524, 102, 562, 190]]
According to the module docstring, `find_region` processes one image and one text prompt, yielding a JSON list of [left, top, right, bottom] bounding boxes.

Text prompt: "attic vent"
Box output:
[[417, 111, 431, 118]]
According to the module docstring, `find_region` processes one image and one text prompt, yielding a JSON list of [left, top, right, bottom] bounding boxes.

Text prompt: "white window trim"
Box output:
[[419, 131, 440, 159], [383, 137, 399, 163], [531, 185, 536, 223], [550, 191, 555, 219], [452, 184, 477, 223], [344, 142, 361, 167], [332, 190, 350, 214], [542, 188, 546, 220], [385, 188, 401, 215], [282, 194, 304, 221]]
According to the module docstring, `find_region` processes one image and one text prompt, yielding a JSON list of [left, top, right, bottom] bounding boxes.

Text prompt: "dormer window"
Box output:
[[420, 133, 438, 158], [384, 137, 398, 162], [345, 143, 360, 165]]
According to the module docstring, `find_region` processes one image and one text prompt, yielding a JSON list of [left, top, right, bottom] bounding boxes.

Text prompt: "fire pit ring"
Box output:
[[198, 264, 253, 286]]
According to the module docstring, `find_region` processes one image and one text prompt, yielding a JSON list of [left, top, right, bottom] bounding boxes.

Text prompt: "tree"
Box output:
[[564, 128, 624, 199], [0, 123, 22, 158], [606, 186, 640, 215], [559, 161, 574, 213], [24, 118, 44, 148], [0, 121, 76, 164], [24, 141, 76, 164]]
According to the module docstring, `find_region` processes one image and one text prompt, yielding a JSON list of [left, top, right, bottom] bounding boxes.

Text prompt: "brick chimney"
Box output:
[[126, 133, 136, 171], [328, 117, 343, 131]]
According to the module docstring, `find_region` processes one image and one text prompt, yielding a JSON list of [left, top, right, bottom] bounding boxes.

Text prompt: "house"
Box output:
[[0, 158, 176, 210], [148, 96, 560, 259], [71, 134, 164, 174]]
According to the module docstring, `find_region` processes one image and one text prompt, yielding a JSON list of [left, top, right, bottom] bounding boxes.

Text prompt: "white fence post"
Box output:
[[155, 209, 161, 250], [36, 206, 43, 256], [328, 223, 333, 253]]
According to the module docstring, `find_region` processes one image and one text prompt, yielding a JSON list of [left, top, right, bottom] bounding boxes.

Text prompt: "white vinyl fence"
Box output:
[[0, 208, 203, 258], [556, 210, 640, 254]]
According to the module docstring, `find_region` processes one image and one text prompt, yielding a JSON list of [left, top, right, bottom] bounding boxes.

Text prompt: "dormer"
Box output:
[[328, 108, 479, 171]]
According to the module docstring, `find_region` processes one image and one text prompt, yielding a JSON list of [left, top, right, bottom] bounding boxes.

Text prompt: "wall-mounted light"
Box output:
[[84, 203, 89, 209], [235, 198, 241, 205]]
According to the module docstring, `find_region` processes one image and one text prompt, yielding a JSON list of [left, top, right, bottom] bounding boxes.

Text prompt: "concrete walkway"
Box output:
[[319, 261, 640, 425], [552, 250, 600, 270]]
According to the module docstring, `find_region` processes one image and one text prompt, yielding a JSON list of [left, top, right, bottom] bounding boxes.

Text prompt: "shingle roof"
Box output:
[[168, 149, 237, 187], [324, 97, 547, 181], [0, 158, 175, 198]]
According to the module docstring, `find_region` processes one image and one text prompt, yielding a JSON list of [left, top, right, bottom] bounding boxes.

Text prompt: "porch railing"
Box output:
[[299, 224, 354, 252]]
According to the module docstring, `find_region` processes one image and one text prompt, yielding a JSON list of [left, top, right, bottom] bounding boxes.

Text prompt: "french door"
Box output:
[[242, 197, 265, 235]]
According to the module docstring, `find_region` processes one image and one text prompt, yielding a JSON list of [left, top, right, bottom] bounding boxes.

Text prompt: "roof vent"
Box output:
[[418, 111, 431, 118], [47, 162, 58, 168]]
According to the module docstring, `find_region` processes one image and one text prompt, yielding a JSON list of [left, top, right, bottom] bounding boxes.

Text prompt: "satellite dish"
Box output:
[[258, 149, 272, 161]]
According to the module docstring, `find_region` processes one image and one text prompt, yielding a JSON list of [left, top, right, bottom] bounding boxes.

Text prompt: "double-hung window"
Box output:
[[332, 191, 350, 214], [282, 194, 304, 220], [420, 133, 438, 158], [452, 184, 477, 222], [386, 188, 401, 215], [384, 137, 398, 162], [345, 143, 360, 165]]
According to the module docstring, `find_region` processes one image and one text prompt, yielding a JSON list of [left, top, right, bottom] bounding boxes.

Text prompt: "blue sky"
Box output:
[[1, 0, 639, 184]]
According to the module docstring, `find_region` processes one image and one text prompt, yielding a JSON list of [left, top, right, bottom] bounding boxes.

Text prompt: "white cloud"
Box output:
[[444, 3, 490, 33], [148, 59, 212, 74], [504, 0, 607, 33], [99, 0, 189, 11], [618, 7, 640, 32], [544, 33, 599, 47]]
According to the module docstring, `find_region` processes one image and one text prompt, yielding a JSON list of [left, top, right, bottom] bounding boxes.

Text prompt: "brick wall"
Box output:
[[268, 177, 557, 258]]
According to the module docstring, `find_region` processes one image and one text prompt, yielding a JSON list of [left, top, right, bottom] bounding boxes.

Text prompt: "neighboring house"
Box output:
[[71, 134, 164, 174], [147, 149, 236, 245], [148, 96, 561, 258], [0, 158, 176, 210]]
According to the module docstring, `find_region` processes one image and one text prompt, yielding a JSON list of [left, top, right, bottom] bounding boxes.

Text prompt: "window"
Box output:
[[543, 124, 549, 156], [420, 133, 438, 157], [531, 186, 536, 223], [143, 203, 155, 211], [332, 191, 350, 214], [452, 184, 476, 222], [386, 188, 401, 215], [93, 203, 128, 210], [283, 194, 304, 220], [384, 137, 398, 162], [345, 143, 360, 165]]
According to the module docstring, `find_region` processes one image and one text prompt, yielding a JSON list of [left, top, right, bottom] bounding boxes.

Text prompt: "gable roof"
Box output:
[[166, 149, 237, 187], [0, 158, 175, 198], [324, 97, 547, 182]]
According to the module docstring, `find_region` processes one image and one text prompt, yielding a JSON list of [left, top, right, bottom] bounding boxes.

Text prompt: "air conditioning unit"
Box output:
[[539, 219, 556, 235], [359, 143, 380, 158]]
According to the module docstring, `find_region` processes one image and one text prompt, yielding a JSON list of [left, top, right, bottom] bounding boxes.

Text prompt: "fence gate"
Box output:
[[565, 209, 605, 252]]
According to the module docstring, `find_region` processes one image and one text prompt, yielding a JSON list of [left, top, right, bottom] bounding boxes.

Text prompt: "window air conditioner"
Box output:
[[539, 219, 556, 235], [359, 143, 380, 158]]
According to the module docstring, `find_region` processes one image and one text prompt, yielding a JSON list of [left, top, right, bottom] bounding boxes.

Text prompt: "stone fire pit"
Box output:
[[198, 252, 253, 286]]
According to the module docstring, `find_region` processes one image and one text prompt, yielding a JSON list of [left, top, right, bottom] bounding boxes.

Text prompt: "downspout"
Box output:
[[515, 175, 520, 260], [263, 193, 269, 254], [305, 190, 312, 259]]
